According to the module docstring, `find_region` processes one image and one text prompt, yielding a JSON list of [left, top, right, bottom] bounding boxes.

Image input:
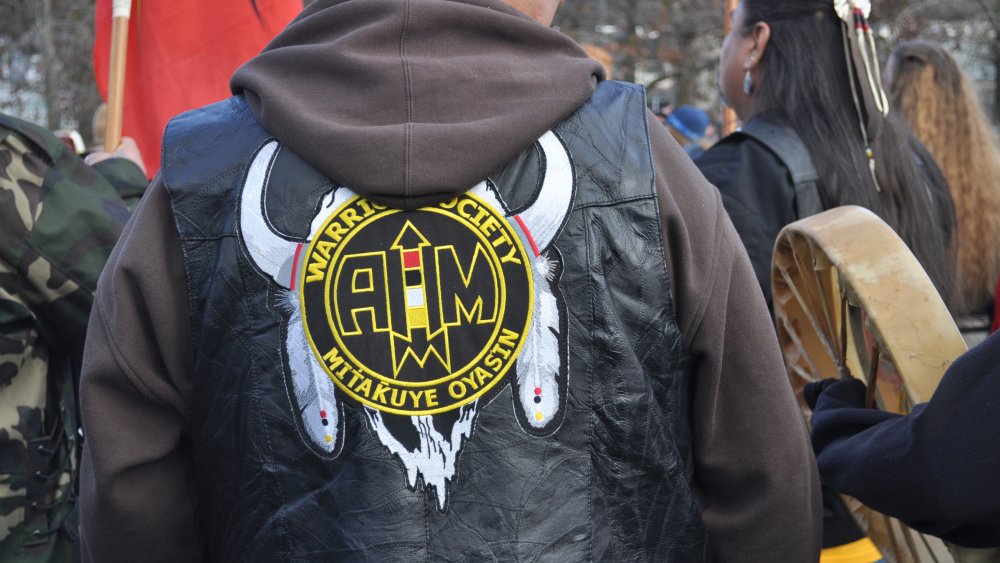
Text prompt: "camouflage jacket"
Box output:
[[0, 114, 146, 562]]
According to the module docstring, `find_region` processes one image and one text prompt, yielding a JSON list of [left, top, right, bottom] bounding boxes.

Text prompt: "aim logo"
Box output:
[[238, 130, 574, 509]]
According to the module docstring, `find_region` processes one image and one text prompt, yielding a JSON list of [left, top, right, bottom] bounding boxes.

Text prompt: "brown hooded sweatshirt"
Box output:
[[78, 0, 821, 561]]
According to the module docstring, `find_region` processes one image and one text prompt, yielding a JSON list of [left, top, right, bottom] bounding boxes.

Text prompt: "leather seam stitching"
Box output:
[[574, 193, 653, 210]]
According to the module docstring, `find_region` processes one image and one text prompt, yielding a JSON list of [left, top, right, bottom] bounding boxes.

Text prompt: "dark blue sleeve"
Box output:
[[811, 331, 1000, 547], [695, 137, 797, 305]]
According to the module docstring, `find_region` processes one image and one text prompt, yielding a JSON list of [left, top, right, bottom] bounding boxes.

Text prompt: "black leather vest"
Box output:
[[162, 81, 706, 562]]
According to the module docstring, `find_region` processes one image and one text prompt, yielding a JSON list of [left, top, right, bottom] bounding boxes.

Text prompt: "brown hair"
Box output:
[[887, 40, 1000, 315]]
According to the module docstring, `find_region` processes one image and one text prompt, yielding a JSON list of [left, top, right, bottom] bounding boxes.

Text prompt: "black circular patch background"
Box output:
[[300, 195, 533, 415]]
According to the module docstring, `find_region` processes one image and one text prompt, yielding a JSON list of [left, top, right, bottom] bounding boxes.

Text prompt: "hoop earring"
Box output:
[[743, 69, 754, 95]]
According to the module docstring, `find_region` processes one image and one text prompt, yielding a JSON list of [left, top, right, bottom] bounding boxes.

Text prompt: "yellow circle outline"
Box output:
[[299, 193, 534, 416]]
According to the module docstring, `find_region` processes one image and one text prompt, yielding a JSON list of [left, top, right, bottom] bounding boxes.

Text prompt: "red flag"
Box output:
[[94, 0, 301, 176]]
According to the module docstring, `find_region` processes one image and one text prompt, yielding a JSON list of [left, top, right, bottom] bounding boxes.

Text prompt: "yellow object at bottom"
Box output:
[[820, 538, 884, 563]]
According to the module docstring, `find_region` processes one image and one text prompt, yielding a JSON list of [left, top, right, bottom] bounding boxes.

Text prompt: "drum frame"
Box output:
[[772, 206, 967, 563]]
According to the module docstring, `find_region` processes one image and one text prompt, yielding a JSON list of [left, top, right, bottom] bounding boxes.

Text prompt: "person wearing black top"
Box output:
[[695, 0, 956, 310], [695, 0, 959, 560], [806, 331, 1000, 553]]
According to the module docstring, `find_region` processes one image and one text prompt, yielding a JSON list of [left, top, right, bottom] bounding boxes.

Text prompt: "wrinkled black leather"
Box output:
[[162, 81, 706, 562]]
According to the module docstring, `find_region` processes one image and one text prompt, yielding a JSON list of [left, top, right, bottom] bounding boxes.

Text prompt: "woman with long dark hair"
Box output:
[[696, 0, 957, 312], [695, 1, 958, 561]]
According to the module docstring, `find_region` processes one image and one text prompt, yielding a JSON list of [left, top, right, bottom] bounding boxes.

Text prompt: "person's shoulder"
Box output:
[[644, 109, 723, 213], [644, 110, 741, 294], [0, 113, 66, 164], [91, 158, 148, 210], [0, 116, 130, 255], [694, 133, 747, 165], [697, 130, 781, 178], [697, 132, 794, 205], [0, 113, 115, 200]]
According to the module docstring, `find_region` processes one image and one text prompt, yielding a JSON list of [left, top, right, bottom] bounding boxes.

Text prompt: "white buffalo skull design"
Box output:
[[238, 131, 574, 509]]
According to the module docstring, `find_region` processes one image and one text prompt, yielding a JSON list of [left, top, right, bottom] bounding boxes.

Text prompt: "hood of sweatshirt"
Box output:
[[230, 0, 602, 209]]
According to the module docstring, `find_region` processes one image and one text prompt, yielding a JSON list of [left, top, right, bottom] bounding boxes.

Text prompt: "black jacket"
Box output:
[[77, 2, 821, 560], [159, 83, 708, 561], [810, 331, 1000, 548], [695, 116, 804, 304]]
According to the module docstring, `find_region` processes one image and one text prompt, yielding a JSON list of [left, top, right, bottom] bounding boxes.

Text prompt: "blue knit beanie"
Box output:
[[666, 105, 710, 142]]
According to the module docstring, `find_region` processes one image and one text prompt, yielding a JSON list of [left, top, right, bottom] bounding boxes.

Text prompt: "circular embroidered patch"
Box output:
[[300, 194, 533, 416]]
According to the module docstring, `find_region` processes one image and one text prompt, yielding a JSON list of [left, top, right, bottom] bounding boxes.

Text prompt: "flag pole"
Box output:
[[722, 0, 739, 136], [104, 0, 131, 152]]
